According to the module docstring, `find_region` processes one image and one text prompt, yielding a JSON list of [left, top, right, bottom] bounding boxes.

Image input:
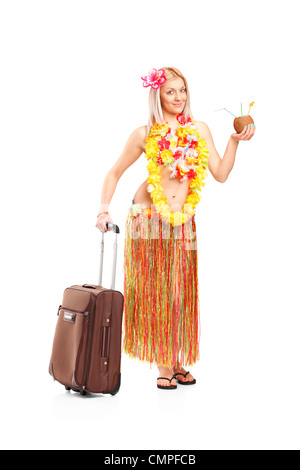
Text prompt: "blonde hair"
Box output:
[[146, 67, 193, 136]]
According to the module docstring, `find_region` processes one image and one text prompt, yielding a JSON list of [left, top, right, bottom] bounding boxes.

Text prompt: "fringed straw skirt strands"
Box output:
[[122, 201, 200, 369]]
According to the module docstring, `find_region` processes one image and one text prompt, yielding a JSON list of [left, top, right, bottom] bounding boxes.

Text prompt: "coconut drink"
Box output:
[[234, 115, 254, 133], [216, 101, 255, 133]]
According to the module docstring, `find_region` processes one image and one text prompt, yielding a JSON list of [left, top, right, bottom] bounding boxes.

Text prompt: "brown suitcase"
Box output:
[[49, 223, 124, 396]]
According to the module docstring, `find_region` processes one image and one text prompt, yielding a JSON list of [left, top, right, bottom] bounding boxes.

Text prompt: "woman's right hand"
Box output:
[[95, 213, 114, 232]]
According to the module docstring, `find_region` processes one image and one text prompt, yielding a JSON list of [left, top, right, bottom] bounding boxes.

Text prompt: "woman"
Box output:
[[95, 67, 255, 390]]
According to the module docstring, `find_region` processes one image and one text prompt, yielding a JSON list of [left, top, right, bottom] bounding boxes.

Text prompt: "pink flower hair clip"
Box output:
[[141, 68, 167, 90]]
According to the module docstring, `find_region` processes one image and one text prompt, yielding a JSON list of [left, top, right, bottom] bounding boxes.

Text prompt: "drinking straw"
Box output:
[[214, 108, 237, 118]]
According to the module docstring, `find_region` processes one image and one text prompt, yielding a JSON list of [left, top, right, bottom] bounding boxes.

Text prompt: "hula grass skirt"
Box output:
[[122, 204, 200, 369]]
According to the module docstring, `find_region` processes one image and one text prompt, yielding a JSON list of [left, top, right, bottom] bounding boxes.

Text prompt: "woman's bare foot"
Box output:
[[172, 364, 195, 383], [157, 366, 177, 387]]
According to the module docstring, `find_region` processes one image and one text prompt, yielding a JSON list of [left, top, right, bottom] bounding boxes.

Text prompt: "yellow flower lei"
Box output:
[[145, 116, 209, 226]]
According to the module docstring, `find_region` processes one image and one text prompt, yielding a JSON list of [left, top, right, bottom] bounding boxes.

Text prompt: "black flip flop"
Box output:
[[157, 376, 177, 390], [173, 371, 196, 385]]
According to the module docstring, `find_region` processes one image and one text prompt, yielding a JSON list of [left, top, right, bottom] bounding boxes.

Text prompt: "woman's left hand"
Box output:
[[231, 124, 256, 143]]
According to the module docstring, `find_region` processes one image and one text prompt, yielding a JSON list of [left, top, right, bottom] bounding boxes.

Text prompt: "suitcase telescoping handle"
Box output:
[[99, 222, 120, 290]]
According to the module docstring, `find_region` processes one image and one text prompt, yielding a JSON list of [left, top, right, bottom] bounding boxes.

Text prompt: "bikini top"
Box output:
[[145, 113, 202, 183]]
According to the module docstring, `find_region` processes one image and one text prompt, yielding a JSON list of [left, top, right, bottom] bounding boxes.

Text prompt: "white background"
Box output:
[[1, 0, 299, 451]]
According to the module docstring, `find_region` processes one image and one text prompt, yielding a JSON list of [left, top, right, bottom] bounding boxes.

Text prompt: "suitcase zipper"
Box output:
[[63, 288, 94, 392], [82, 296, 97, 390]]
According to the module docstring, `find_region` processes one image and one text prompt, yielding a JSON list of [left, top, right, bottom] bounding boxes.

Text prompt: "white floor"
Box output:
[[2, 327, 300, 450]]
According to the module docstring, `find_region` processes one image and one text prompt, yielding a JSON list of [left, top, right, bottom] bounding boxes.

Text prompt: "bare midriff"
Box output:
[[133, 164, 191, 212]]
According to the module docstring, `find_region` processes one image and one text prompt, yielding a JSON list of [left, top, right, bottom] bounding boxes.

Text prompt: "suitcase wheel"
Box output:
[[80, 389, 88, 396], [108, 373, 121, 396], [65, 386, 71, 391]]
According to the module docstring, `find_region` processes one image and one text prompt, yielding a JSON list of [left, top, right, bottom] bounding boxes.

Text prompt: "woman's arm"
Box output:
[[195, 121, 255, 183], [97, 126, 146, 215]]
